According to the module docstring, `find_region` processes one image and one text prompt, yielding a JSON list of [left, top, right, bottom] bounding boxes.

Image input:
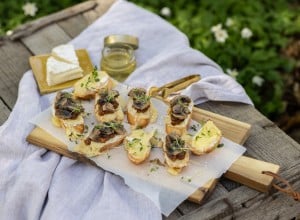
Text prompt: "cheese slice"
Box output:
[[46, 57, 83, 86], [51, 44, 79, 65]]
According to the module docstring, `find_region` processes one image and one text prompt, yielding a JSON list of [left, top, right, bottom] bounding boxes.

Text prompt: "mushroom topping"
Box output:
[[97, 89, 120, 115], [54, 92, 84, 120], [128, 88, 150, 112], [84, 121, 126, 145], [169, 95, 191, 125], [165, 133, 187, 161]]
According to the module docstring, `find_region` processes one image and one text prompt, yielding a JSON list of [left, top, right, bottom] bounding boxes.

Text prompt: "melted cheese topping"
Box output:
[[73, 71, 110, 97], [191, 121, 222, 154], [124, 129, 154, 161]]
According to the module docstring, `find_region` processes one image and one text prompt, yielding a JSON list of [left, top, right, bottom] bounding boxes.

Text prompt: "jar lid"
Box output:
[[104, 35, 139, 49]]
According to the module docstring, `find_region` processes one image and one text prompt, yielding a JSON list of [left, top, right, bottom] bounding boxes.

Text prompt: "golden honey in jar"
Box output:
[[101, 35, 138, 82]]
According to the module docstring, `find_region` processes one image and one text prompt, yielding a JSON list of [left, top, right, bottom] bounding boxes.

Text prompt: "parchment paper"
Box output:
[[30, 83, 246, 216]]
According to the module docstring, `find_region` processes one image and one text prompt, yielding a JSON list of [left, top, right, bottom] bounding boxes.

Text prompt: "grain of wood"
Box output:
[[21, 24, 71, 55], [230, 161, 300, 220], [9, 1, 97, 40], [83, 0, 115, 24], [178, 183, 228, 214], [58, 14, 88, 38], [199, 102, 300, 169], [0, 40, 31, 108], [0, 99, 11, 125], [179, 161, 300, 219], [164, 209, 182, 220]]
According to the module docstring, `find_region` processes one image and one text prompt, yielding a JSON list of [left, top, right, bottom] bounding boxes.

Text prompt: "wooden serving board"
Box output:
[[26, 107, 280, 204]]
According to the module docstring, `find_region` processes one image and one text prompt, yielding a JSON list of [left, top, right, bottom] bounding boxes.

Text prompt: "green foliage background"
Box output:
[[1, 0, 299, 119]]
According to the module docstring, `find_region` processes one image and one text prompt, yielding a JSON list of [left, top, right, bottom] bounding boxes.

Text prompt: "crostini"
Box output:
[[94, 88, 124, 122], [165, 95, 193, 136], [51, 91, 85, 140], [124, 129, 157, 164], [127, 88, 157, 129], [190, 120, 222, 155], [163, 133, 189, 175], [75, 121, 126, 157], [73, 67, 113, 99]]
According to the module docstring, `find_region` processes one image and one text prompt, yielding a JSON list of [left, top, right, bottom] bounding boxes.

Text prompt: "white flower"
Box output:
[[252, 76, 264, 87], [211, 23, 222, 33], [214, 29, 228, 43], [22, 2, 38, 17], [226, 68, 239, 79], [241, 27, 253, 39], [160, 7, 171, 17], [6, 30, 13, 36], [225, 18, 234, 27]]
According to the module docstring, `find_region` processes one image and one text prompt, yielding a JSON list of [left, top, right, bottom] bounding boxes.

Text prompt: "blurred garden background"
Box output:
[[0, 0, 299, 142]]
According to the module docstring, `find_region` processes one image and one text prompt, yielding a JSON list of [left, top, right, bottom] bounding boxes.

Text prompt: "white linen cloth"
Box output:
[[0, 0, 253, 219]]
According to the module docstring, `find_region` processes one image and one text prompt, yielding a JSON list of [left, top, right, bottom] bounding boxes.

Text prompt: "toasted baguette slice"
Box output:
[[165, 100, 193, 136], [51, 106, 84, 140], [127, 98, 157, 129], [190, 120, 222, 155], [163, 134, 189, 175], [73, 70, 113, 99], [94, 94, 124, 122], [75, 133, 126, 157], [124, 129, 155, 164]]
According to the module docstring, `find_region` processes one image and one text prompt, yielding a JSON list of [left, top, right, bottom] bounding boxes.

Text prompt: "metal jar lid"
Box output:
[[104, 35, 139, 49]]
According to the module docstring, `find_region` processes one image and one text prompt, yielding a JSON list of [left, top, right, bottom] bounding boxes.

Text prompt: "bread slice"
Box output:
[[127, 98, 157, 129], [74, 122, 126, 157], [73, 70, 113, 99], [190, 120, 222, 155], [51, 105, 84, 140], [94, 94, 124, 122], [46, 57, 83, 86], [124, 129, 155, 164], [163, 134, 189, 175], [165, 100, 193, 136], [75, 133, 126, 157]]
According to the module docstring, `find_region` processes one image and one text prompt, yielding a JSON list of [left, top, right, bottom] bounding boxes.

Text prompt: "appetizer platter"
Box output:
[[27, 44, 280, 215]]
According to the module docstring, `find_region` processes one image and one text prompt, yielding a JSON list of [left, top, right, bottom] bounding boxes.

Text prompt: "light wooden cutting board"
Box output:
[[26, 106, 280, 204]]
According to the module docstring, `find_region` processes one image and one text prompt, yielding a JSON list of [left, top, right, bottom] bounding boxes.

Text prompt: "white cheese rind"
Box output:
[[46, 57, 83, 86], [51, 44, 79, 65]]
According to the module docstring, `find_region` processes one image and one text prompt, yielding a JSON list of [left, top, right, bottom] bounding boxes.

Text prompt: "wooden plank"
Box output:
[[181, 161, 300, 219], [199, 102, 300, 169], [0, 98, 11, 125], [224, 156, 279, 192], [82, 0, 116, 24], [0, 40, 32, 108], [58, 14, 88, 38], [178, 183, 228, 214], [21, 24, 71, 55], [192, 107, 251, 145], [9, 1, 97, 40]]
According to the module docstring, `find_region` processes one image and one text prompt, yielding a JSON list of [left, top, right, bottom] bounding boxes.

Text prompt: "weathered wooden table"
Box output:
[[1, 1, 300, 219]]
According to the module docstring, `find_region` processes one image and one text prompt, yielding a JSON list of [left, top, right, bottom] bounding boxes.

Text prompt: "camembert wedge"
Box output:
[[190, 120, 222, 155], [46, 44, 83, 86]]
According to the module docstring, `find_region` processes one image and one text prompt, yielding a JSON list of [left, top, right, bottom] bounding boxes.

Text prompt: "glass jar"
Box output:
[[100, 35, 138, 82]]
